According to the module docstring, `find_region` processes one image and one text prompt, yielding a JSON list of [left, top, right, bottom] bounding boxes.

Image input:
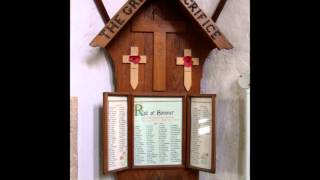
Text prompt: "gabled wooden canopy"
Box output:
[[90, 0, 233, 50]]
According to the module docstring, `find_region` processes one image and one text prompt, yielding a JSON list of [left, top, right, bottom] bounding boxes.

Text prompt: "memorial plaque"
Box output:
[[103, 93, 130, 173], [93, 0, 232, 177], [187, 95, 216, 173], [132, 93, 186, 168]]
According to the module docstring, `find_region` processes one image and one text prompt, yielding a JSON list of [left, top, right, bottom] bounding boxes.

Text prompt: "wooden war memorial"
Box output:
[[90, 0, 233, 179]]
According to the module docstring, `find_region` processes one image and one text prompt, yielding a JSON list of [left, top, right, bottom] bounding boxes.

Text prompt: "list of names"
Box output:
[[190, 97, 212, 170], [134, 97, 183, 166], [107, 96, 128, 171]]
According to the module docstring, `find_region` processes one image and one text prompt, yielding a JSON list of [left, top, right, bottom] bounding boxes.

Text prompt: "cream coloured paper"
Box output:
[[107, 96, 128, 171], [190, 97, 212, 170], [133, 97, 183, 166]]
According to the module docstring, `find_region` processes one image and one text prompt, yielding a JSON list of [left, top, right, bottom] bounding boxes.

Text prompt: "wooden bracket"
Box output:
[[94, 0, 111, 24], [211, 0, 228, 22]]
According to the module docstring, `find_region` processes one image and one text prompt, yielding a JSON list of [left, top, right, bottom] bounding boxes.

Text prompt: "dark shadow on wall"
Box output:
[[103, 50, 116, 92], [85, 48, 115, 92], [86, 48, 105, 66]]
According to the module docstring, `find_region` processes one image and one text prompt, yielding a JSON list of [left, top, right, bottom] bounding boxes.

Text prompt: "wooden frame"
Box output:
[[186, 94, 216, 173], [130, 92, 187, 170], [103, 92, 131, 174]]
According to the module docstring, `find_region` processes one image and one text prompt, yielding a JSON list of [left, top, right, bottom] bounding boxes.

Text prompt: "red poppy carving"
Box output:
[[129, 56, 141, 64], [183, 56, 193, 67]]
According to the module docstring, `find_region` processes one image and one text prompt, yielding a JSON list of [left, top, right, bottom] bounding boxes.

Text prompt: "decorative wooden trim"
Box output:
[[130, 92, 187, 170], [103, 92, 131, 174], [94, 0, 111, 24], [90, 0, 233, 50], [186, 94, 216, 173], [211, 0, 228, 22], [90, 0, 148, 47]]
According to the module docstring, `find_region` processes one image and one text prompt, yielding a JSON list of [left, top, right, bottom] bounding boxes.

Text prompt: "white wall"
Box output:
[[70, 0, 249, 180], [70, 0, 126, 179]]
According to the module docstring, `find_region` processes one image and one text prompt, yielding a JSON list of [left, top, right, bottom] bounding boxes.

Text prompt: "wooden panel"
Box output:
[[117, 169, 198, 180], [107, 26, 132, 92], [132, 19, 186, 33], [143, 33, 154, 91], [166, 33, 185, 93], [153, 32, 167, 91], [106, 1, 214, 93]]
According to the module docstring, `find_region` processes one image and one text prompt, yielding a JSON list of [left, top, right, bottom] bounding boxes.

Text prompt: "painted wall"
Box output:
[[70, 0, 250, 180]]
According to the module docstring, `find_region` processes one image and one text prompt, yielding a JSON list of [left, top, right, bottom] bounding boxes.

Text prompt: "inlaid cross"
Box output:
[[176, 49, 199, 91], [132, 14, 186, 91], [122, 46, 147, 90]]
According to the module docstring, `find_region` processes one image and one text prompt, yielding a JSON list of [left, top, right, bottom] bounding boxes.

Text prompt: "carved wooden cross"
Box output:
[[176, 49, 199, 91], [132, 15, 186, 91], [122, 46, 147, 90]]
